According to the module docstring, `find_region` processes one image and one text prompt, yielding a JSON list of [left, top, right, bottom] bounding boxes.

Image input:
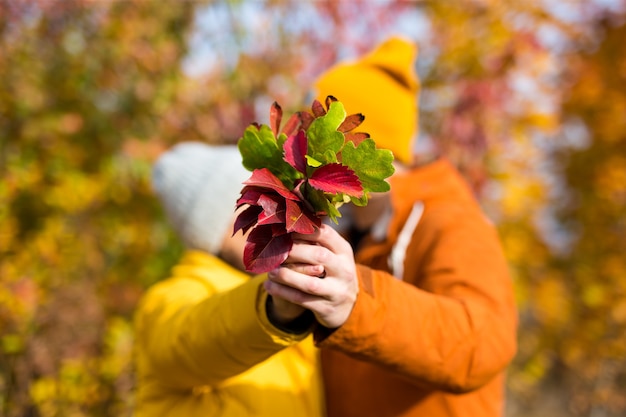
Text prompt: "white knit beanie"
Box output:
[[151, 142, 251, 255]]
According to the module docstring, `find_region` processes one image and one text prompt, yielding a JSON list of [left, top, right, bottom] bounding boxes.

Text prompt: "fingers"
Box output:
[[266, 260, 358, 329], [264, 279, 320, 308], [292, 224, 353, 257], [265, 224, 358, 328], [282, 262, 325, 278], [265, 266, 336, 315], [285, 241, 350, 283], [267, 266, 329, 300], [264, 276, 331, 321], [284, 243, 330, 270]]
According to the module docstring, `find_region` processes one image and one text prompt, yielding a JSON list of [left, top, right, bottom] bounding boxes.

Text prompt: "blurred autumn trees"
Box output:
[[1, 1, 625, 416], [505, 14, 626, 416], [1, 2, 197, 415]]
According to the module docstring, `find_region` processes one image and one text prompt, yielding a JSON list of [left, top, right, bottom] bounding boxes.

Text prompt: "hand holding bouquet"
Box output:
[[234, 96, 395, 273]]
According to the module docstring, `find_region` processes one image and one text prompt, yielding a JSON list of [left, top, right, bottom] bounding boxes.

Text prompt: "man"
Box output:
[[266, 36, 518, 417]]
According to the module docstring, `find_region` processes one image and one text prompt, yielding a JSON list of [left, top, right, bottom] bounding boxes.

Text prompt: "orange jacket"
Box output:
[[316, 159, 517, 417]]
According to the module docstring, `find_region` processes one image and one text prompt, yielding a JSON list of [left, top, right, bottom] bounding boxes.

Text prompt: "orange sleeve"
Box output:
[[315, 203, 518, 393]]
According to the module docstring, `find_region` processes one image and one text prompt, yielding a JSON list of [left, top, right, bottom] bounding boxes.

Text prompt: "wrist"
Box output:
[[265, 296, 315, 334]]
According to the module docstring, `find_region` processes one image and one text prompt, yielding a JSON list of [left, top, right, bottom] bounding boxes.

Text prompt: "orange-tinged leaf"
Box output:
[[343, 131, 370, 146], [299, 111, 315, 131], [338, 113, 365, 132], [281, 112, 302, 137], [269, 101, 282, 136], [311, 99, 326, 117], [324, 95, 338, 109]]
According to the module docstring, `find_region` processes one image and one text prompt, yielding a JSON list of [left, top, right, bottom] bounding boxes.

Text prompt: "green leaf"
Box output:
[[303, 184, 341, 222], [305, 155, 322, 167], [322, 149, 338, 164], [350, 194, 369, 207], [276, 132, 288, 150], [326, 202, 342, 223], [238, 125, 282, 170], [238, 124, 297, 184], [306, 101, 346, 163], [341, 138, 395, 193]]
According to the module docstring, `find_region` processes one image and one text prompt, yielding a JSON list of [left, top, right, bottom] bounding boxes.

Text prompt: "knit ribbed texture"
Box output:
[[313, 36, 420, 164], [152, 142, 250, 255]]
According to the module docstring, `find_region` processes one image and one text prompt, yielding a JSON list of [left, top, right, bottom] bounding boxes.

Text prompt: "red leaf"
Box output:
[[338, 113, 365, 132], [308, 163, 363, 197], [244, 168, 300, 201], [292, 180, 316, 213], [236, 186, 264, 208], [233, 205, 263, 235], [269, 101, 282, 136], [281, 112, 302, 137], [283, 130, 308, 174], [244, 225, 293, 273], [285, 199, 320, 234], [311, 99, 326, 117], [257, 194, 286, 225]]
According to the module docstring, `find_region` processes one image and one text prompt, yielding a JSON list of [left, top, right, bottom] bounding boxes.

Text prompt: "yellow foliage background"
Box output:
[[1, 1, 625, 416]]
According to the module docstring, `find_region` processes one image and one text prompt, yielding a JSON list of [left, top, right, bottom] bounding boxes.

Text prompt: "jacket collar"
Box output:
[[384, 158, 474, 241], [389, 157, 473, 210]]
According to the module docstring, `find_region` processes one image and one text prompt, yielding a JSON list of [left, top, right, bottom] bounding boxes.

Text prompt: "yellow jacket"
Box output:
[[134, 251, 323, 417]]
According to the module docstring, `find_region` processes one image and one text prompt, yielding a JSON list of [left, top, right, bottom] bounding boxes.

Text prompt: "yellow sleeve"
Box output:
[[135, 274, 311, 390]]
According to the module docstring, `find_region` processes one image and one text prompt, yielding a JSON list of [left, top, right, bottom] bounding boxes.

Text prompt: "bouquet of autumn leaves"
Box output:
[[234, 96, 395, 273]]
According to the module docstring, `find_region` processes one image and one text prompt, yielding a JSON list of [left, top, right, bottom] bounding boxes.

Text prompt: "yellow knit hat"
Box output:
[[314, 36, 420, 164]]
